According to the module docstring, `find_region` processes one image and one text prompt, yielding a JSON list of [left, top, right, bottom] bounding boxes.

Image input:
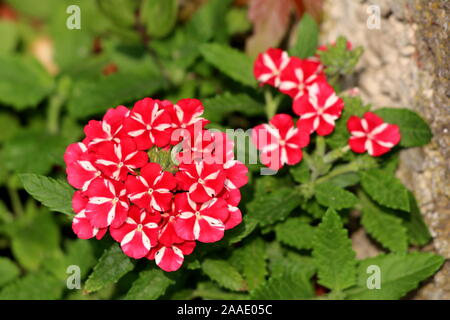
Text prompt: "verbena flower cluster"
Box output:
[[64, 98, 248, 272], [252, 47, 401, 170]]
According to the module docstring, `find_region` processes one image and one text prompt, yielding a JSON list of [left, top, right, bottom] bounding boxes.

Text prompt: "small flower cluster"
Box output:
[[252, 47, 401, 170], [64, 98, 248, 272]]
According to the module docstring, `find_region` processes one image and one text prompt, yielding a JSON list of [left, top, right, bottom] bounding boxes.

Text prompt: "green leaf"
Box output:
[[0, 112, 20, 143], [360, 169, 410, 212], [0, 55, 53, 110], [289, 161, 310, 184], [97, 0, 138, 28], [202, 259, 246, 292], [3, 129, 66, 175], [0, 20, 18, 54], [187, 0, 233, 42], [140, 0, 178, 38], [360, 193, 408, 253], [194, 282, 249, 300], [247, 188, 302, 227], [226, 7, 251, 35], [200, 43, 257, 87], [251, 265, 314, 300], [313, 208, 357, 291], [0, 272, 64, 300], [240, 238, 267, 291], [20, 174, 74, 216], [275, 218, 316, 250], [289, 13, 319, 59], [84, 244, 134, 293], [202, 92, 264, 123], [374, 108, 432, 147], [403, 192, 432, 246], [327, 172, 360, 188], [125, 269, 175, 300], [8, 207, 60, 271], [68, 72, 165, 118], [346, 252, 445, 300], [315, 183, 358, 210], [0, 258, 20, 287]]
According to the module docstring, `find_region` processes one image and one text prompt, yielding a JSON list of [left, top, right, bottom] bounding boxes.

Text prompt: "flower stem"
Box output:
[[323, 145, 350, 164], [264, 89, 282, 120], [314, 161, 359, 185], [47, 77, 71, 134], [7, 178, 23, 217]]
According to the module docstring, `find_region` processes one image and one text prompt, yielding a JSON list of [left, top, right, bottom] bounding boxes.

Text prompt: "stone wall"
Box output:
[[322, 0, 449, 299]]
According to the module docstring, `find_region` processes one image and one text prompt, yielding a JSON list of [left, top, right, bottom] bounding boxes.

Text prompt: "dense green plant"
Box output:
[[0, 0, 443, 300]]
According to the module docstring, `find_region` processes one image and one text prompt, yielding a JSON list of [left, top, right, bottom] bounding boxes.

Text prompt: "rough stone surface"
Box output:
[[322, 0, 449, 299]]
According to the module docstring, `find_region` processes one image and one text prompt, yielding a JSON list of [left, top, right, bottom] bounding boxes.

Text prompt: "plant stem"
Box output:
[[323, 145, 350, 164], [47, 77, 71, 134], [7, 179, 23, 217], [315, 161, 359, 185], [315, 136, 326, 157], [264, 89, 282, 120]]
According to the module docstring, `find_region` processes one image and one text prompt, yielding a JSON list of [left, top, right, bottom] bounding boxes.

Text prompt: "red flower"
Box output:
[[173, 193, 228, 243], [254, 48, 290, 87], [64, 142, 102, 191], [84, 106, 129, 146], [252, 114, 310, 170], [347, 112, 401, 156], [278, 57, 324, 100], [223, 160, 248, 190], [85, 178, 129, 228], [92, 138, 148, 181], [166, 98, 208, 145], [124, 98, 172, 150], [176, 162, 226, 202], [147, 241, 196, 272], [125, 163, 176, 212], [72, 191, 107, 240], [110, 206, 160, 259], [294, 81, 344, 136]]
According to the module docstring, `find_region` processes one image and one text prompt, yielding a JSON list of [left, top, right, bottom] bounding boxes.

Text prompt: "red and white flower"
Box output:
[[176, 162, 226, 202], [254, 48, 290, 87], [72, 191, 107, 240], [166, 98, 208, 145], [85, 178, 129, 228], [147, 241, 196, 272], [64, 142, 102, 191], [223, 160, 248, 191], [92, 138, 148, 181], [173, 193, 228, 243], [294, 81, 344, 136], [347, 112, 401, 157], [110, 206, 160, 259], [252, 114, 310, 170], [125, 163, 176, 212], [124, 98, 173, 150], [84, 106, 130, 146], [278, 57, 324, 100]]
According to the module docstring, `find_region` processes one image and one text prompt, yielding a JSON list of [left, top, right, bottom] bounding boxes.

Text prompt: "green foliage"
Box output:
[[0, 55, 53, 109], [346, 252, 444, 300], [0, 0, 440, 301], [125, 269, 175, 300], [201, 259, 247, 292], [140, 0, 178, 38], [19, 174, 74, 216], [314, 183, 358, 210], [84, 244, 134, 293], [290, 14, 319, 59], [374, 108, 433, 147], [247, 188, 302, 227], [360, 169, 410, 211], [275, 218, 316, 250], [200, 43, 257, 87], [360, 193, 408, 253], [313, 209, 357, 291]]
